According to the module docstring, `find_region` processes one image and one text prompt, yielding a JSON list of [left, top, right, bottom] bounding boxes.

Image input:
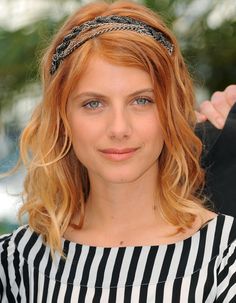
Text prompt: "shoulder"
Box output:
[[209, 214, 236, 253], [216, 213, 236, 248], [0, 226, 54, 300], [0, 225, 45, 264], [189, 214, 236, 268], [209, 214, 236, 268], [213, 214, 236, 299], [0, 225, 27, 257], [0, 225, 53, 291]]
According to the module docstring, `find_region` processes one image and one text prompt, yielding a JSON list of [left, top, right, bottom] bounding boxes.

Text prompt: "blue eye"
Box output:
[[134, 97, 153, 105], [83, 100, 102, 109]]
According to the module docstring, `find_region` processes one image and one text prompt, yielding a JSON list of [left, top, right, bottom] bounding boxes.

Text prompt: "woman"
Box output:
[[1, 1, 236, 302]]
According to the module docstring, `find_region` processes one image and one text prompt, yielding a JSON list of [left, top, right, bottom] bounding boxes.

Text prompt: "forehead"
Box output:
[[70, 55, 154, 97]]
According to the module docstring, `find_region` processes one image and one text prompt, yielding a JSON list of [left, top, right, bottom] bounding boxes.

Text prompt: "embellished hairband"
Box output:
[[50, 15, 174, 75]]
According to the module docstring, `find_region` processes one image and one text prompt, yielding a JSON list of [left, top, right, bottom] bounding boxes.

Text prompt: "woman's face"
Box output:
[[67, 55, 164, 184]]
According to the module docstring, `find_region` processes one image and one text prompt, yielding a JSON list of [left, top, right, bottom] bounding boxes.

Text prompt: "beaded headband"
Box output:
[[50, 15, 174, 75]]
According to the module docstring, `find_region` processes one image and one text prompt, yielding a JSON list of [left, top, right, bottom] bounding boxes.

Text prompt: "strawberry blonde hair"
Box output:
[[18, 0, 206, 255]]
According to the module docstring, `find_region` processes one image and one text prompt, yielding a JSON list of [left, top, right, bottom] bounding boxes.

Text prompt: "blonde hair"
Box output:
[[18, 0, 206, 255]]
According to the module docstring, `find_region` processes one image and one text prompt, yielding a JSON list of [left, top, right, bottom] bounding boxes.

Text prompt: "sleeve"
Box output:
[[195, 103, 236, 216], [0, 233, 12, 302], [216, 240, 236, 302], [0, 226, 30, 302], [195, 103, 236, 163]]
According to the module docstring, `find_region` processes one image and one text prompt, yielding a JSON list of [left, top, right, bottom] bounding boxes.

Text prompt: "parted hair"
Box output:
[[18, 0, 206, 255]]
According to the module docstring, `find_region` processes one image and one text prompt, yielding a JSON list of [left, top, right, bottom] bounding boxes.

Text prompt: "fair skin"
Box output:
[[65, 55, 215, 247], [196, 84, 236, 128]]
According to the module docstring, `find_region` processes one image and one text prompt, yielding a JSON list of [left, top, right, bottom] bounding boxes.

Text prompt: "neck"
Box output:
[[66, 164, 215, 247], [80, 165, 163, 233]]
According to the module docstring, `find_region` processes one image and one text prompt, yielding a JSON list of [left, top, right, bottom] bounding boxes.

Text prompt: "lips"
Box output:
[[99, 147, 140, 161], [99, 148, 139, 154]]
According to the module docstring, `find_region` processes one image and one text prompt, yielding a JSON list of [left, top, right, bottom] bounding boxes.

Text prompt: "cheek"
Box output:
[[69, 119, 101, 158], [70, 132, 91, 167], [152, 129, 164, 154], [141, 116, 164, 147], [70, 118, 92, 142], [69, 120, 88, 154]]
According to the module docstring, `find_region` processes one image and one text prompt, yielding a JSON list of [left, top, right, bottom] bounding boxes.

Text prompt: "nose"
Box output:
[[107, 106, 132, 140]]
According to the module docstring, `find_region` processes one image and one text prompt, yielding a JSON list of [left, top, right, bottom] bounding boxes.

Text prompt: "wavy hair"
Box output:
[[18, 0, 206, 255]]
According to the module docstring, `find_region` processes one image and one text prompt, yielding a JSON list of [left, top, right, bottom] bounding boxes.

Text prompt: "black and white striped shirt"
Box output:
[[1, 214, 236, 302]]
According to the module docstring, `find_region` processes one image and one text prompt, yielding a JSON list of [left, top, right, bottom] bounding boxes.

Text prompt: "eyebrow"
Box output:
[[72, 88, 154, 100]]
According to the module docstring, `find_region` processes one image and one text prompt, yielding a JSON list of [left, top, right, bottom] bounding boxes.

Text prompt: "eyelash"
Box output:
[[82, 100, 102, 110], [82, 97, 154, 110], [133, 97, 154, 106]]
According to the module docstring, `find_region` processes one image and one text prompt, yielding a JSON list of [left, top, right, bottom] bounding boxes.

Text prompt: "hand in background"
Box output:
[[196, 85, 236, 129]]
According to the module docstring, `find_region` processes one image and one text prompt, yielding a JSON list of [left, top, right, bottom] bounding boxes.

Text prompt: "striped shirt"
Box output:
[[1, 214, 236, 302]]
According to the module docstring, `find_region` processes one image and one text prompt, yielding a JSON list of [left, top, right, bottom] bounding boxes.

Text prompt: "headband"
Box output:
[[50, 15, 174, 75]]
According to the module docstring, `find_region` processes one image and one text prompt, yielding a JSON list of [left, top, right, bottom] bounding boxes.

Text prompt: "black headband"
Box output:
[[50, 15, 174, 75]]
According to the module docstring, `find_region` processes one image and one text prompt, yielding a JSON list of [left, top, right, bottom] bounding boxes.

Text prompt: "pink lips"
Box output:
[[99, 147, 139, 161]]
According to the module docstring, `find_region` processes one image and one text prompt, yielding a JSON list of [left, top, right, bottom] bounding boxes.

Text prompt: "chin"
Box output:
[[99, 169, 147, 184]]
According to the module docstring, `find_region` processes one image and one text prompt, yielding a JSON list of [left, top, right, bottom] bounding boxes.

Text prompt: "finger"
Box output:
[[199, 101, 225, 129], [225, 85, 236, 107], [195, 110, 207, 123], [210, 91, 231, 118]]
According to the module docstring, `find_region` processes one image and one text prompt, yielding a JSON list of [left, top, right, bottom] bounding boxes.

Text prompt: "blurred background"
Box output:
[[0, 0, 236, 234]]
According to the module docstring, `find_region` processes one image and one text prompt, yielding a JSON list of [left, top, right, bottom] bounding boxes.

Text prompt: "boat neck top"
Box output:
[[1, 213, 236, 302]]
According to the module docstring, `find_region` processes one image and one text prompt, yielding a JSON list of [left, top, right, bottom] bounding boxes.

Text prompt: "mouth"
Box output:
[[99, 147, 140, 161]]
